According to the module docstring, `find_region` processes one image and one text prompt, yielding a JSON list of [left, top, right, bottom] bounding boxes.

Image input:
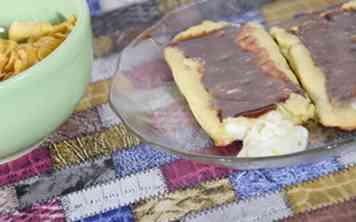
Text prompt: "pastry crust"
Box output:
[[172, 21, 230, 43], [164, 47, 229, 145], [342, 0, 356, 11], [271, 26, 356, 130], [165, 21, 314, 145]]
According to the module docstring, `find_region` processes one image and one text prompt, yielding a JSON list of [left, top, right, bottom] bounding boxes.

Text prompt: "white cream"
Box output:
[[351, 98, 356, 110], [224, 117, 253, 140], [224, 111, 309, 158]]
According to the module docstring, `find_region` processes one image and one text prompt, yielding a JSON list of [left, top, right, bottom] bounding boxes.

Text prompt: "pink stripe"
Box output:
[[0, 147, 52, 186], [161, 159, 236, 192], [129, 59, 173, 89], [0, 199, 65, 222]]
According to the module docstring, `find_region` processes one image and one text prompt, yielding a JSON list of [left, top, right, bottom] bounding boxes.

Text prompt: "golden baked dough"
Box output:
[[165, 47, 229, 144], [173, 20, 230, 43], [165, 21, 314, 146]]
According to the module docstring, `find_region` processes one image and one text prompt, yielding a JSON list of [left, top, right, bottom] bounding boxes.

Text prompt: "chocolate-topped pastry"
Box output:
[[175, 26, 303, 119], [271, 0, 356, 130], [296, 10, 356, 103], [164, 21, 314, 148]]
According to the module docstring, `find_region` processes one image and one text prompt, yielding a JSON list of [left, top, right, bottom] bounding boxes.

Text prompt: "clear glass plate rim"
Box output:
[[109, 0, 356, 168]]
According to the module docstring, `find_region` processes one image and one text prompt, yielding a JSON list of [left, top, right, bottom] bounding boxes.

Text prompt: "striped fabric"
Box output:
[[2, 0, 356, 221]]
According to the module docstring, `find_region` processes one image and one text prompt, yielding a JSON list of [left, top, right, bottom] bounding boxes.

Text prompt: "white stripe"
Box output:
[[61, 168, 167, 221], [97, 103, 122, 128], [91, 53, 118, 82], [99, 0, 147, 13], [184, 192, 292, 222], [0, 186, 18, 212], [338, 146, 356, 166]]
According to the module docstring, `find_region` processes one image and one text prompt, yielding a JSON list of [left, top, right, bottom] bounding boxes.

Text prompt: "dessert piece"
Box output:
[[172, 21, 230, 43], [164, 20, 314, 156], [342, 0, 356, 11], [271, 1, 356, 130]]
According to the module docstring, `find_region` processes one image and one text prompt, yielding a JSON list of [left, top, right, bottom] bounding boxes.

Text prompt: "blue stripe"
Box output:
[[86, 0, 102, 16], [229, 158, 342, 199], [113, 144, 178, 177], [77, 206, 134, 222], [223, 10, 264, 24]]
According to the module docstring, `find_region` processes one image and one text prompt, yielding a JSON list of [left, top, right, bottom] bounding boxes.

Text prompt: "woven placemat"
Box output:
[[1, 0, 356, 221]]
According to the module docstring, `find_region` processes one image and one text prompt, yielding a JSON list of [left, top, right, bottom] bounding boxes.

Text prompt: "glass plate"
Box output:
[[110, 0, 355, 169]]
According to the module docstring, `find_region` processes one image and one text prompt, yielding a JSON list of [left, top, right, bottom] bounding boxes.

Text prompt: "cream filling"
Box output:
[[351, 98, 356, 110], [224, 111, 309, 158]]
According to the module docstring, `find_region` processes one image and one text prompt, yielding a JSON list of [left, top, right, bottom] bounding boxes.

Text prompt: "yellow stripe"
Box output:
[[262, 0, 346, 25], [49, 124, 140, 169], [133, 178, 236, 222], [286, 166, 356, 213], [158, 0, 193, 13], [75, 79, 111, 113]]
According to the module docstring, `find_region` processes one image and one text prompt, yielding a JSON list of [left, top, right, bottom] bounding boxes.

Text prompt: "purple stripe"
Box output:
[[161, 159, 235, 191], [0, 147, 52, 186]]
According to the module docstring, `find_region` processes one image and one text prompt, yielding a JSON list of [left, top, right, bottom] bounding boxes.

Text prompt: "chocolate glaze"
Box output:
[[175, 26, 301, 119], [296, 10, 356, 103]]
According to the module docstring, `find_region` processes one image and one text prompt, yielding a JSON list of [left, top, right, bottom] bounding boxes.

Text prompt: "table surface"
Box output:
[[1, 0, 356, 221]]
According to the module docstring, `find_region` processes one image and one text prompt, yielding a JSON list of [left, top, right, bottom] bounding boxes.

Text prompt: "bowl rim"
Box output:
[[0, 0, 89, 89]]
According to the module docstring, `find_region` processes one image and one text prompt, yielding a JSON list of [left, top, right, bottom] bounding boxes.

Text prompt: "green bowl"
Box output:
[[0, 0, 93, 161]]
